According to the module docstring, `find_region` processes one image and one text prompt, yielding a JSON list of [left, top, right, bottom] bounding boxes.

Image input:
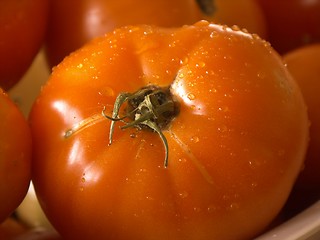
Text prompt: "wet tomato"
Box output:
[[44, 0, 203, 67], [0, 89, 32, 222], [30, 21, 309, 240], [44, 0, 267, 68], [0, 0, 49, 90]]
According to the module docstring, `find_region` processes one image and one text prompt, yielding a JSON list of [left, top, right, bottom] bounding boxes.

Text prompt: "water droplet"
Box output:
[[81, 177, 86, 183], [187, 93, 195, 100], [179, 191, 189, 198], [193, 207, 201, 213], [77, 63, 83, 69], [191, 136, 200, 143], [196, 61, 206, 68], [178, 72, 185, 78]]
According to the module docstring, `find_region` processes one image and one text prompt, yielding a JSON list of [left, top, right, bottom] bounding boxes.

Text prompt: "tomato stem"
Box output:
[[105, 85, 179, 168]]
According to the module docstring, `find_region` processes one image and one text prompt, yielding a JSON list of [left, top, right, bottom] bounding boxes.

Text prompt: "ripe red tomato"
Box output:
[[0, 89, 32, 222], [44, 0, 203, 67], [283, 44, 320, 193], [30, 21, 309, 240], [44, 0, 267, 68], [256, 0, 320, 54], [0, 0, 49, 90]]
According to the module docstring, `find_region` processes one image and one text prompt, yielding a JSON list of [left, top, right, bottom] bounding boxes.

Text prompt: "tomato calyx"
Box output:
[[105, 85, 180, 168]]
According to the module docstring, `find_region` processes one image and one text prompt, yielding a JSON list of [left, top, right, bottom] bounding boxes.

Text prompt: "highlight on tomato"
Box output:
[[0, 0, 49, 90], [256, 0, 320, 54], [44, 0, 267, 68], [29, 21, 309, 240], [0, 89, 32, 223], [198, 0, 267, 39]]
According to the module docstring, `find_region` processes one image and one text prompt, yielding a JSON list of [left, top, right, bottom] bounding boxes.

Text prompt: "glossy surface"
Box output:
[[0, 89, 32, 222], [0, 0, 49, 90], [201, 0, 267, 38], [30, 22, 309, 240], [44, 0, 267, 68], [44, 0, 203, 67]]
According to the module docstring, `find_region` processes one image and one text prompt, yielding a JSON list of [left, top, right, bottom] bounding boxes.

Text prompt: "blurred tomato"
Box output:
[[0, 89, 32, 222], [283, 44, 320, 192], [30, 21, 309, 240], [44, 0, 203, 67], [0, 0, 49, 90], [256, 0, 320, 54], [44, 0, 267, 68], [0, 218, 27, 240]]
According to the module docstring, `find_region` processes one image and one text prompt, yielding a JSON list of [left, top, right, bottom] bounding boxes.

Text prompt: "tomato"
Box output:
[[30, 21, 309, 240], [44, 0, 203, 67], [0, 89, 32, 222], [44, 0, 267, 68], [0, 0, 49, 90], [198, 0, 267, 38], [283, 44, 320, 193], [256, 0, 320, 54]]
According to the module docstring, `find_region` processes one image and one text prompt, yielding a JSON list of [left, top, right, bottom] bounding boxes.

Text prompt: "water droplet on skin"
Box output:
[[179, 191, 189, 198], [77, 63, 83, 69], [187, 93, 195, 100], [196, 62, 206, 68], [191, 136, 200, 143], [81, 177, 86, 183], [178, 72, 185, 78]]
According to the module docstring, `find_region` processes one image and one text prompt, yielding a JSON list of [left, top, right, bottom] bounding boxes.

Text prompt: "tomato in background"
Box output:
[[256, 0, 320, 54], [44, 0, 267, 68], [0, 0, 49, 90], [0, 89, 32, 223], [283, 44, 320, 193], [44, 0, 203, 67], [30, 21, 309, 240], [198, 0, 267, 38]]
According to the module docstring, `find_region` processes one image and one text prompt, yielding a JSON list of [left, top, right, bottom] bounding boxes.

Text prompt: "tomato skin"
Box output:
[[201, 0, 267, 38], [44, 0, 203, 67], [256, 0, 320, 54], [44, 0, 267, 68], [0, 89, 32, 223], [0, 0, 49, 90], [283, 44, 320, 193], [30, 22, 309, 240]]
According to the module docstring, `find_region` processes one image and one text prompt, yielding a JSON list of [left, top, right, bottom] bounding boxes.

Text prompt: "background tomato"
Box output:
[[282, 44, 320, 205], [0, 89, 32, 223], [256, 0, 320, 54], [44, 0, 203, 67], [44, 0, 267, 68], [30, 22, 309, 240], [0, 0, 49, 90], [199, 0, 267, 38]]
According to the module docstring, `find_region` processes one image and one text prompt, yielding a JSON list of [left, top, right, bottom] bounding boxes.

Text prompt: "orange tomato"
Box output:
[[283, 44, 320, 193], [0, 89, 32, 223], [30, 21, 309, 240], [44, 0, 203, 67], [199, 0, 267, 38], [44, 0, 267, 68]]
